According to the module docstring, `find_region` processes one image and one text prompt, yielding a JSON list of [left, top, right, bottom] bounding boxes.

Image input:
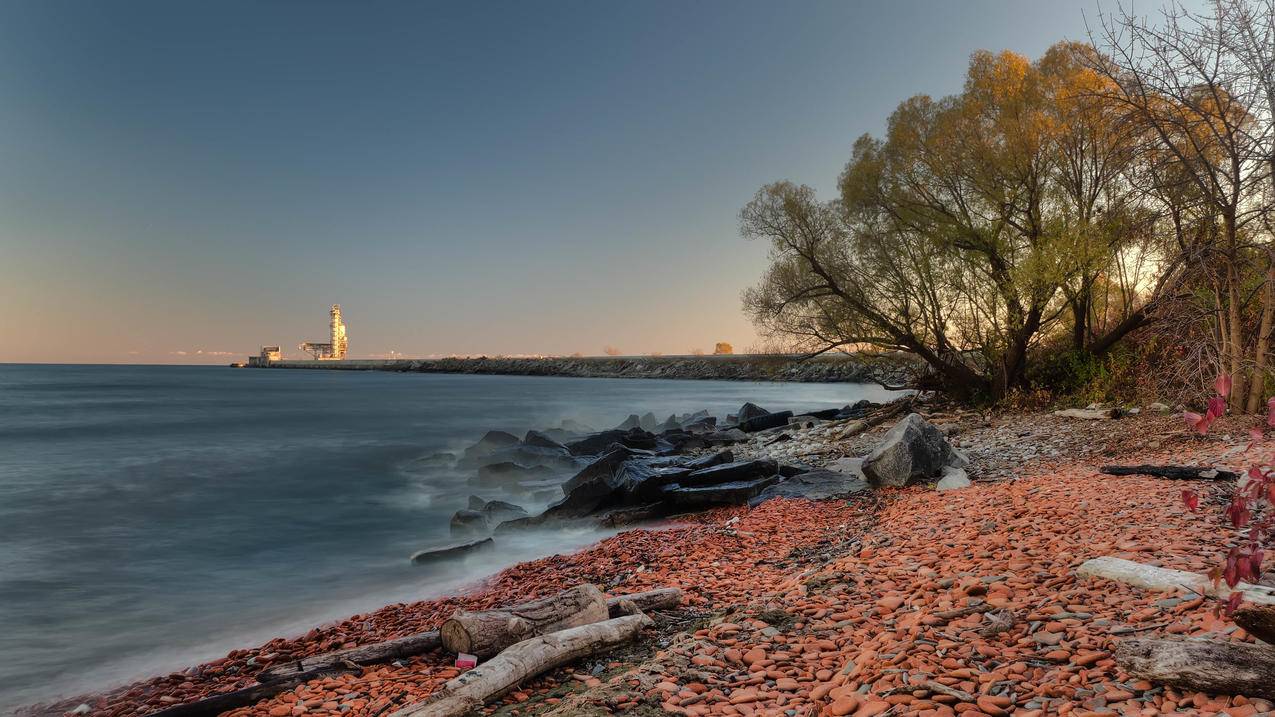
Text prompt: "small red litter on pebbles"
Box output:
[[455, 653, 477, 670]]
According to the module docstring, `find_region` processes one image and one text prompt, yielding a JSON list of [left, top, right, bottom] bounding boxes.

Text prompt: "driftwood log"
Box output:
[[1099, 464, 1239, 481], [389, 613, 652, 717], [260, 587, 680, 683], [1235, 604, 1275, 644], [1116, 637, 1275, 700], [144, 679, 307, 717], [441, 584, 609, 658], [1076, 556, 1275, 605], [606, 587, 682, 617], [149, 587, 680, 717], [259, 630, 442, 682]]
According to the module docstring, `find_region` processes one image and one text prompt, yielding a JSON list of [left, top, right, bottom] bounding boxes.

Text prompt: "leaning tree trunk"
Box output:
[[440, 584, 608, 659], [1116, 637, 1275, 700], [1228, 254, 1248, 411], [1247, 253, 1275, 413], [390, 613, 652, 717]]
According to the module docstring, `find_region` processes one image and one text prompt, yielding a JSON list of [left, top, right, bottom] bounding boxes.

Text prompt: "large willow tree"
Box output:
[[743, 43, 1182, 400]]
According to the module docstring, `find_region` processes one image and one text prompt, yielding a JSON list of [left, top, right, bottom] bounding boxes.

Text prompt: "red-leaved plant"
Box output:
[[1181, 374, 1274, 616]]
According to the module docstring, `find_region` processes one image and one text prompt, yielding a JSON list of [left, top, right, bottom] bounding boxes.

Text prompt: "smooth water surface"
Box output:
[[0, 365, 899, 709]]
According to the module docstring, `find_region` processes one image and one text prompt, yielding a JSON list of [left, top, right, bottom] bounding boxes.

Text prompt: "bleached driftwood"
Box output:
[[441, 584, 609, 659], [260, 587, 679, 684], [259, 630, 442, 682], [1099, 464, 1239, 481], [1235, 604, 1275, 644], [1076, 556, 1275, 605], [1116, 637, 1275, 700], [389, 613, 653, 717], [1053, 408, 1114, 420]]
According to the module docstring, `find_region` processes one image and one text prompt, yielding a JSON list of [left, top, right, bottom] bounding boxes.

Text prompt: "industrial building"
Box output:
[[299, 304, 348, 360]]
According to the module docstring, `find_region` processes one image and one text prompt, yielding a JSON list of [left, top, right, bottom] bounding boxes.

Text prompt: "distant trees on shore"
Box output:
[[743, 0, 1273, 405]]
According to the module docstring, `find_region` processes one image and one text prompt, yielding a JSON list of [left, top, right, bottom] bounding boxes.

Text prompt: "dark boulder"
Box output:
[[472, 461, 557, 486], [748, 469, 869, 506], [467, 494, 487, 510], [803, 408, 843, 420], [737, 402, 770, 424], [523, 430, 568, 451], [661, 475, 781, 509], [615, 414, 642, 430], [565, 430, 629, 456], [838, 400, 878, 420], [739, 411, 794, 433], [473, 444, 580, 472], [481, 499, 528, 523], [411, 537, 495, 565], [705, 428, 748, 445], [862, 413, 954, 487], [683, 450, 734, 471], [459, 430, 520, 466], [449, 509, 489, 537], [682, 458, 778, 487], [682, 416, 718, 434]]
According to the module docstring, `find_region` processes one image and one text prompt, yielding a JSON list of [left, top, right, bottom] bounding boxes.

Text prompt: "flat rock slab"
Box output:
[[411, 538, 496, 565], [661, 475, 781, 508], [1077, 556, 1275, 605], [749, 469, 868, 506]]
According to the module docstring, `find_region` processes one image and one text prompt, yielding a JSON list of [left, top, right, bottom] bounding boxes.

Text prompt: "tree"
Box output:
[[1088, 0, 1275, 411], [744, 43, 1181, 401]]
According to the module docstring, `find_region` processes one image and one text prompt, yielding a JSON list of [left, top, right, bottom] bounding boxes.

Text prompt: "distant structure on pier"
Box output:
[[300, 304, 349, 360]]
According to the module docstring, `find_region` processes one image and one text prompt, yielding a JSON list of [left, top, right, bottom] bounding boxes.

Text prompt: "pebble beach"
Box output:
[[29, 410, 1269, 717]]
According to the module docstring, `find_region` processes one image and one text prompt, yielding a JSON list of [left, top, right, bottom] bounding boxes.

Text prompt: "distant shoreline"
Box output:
[[242, 353, 919, 385]]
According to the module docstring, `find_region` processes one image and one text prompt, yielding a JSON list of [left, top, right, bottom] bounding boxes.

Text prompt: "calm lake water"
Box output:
[[0, 364, 899, 710]]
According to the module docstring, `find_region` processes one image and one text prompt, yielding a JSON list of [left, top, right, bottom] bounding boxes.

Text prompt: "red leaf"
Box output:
[[1182, 489, 1200, 511], [1225, 590, 1244, 615], [1217, 374, 1233, 397], [1251, 549, 1264, 579], [1184, 411, 1212, 434], [1207, 396, 1227, 419], [1250, 426, 1265, 443]]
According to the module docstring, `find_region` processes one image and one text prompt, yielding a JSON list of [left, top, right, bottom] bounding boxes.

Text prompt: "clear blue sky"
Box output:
[[1, 0, 1136, 363]]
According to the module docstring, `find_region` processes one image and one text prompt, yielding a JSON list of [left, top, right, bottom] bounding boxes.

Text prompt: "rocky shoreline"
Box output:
[[24, 403, 1271, 717], [255, 353, 920, 386]]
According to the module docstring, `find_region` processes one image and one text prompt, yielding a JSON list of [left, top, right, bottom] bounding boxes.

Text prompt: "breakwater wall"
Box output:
[[254, 353, 919, 384]]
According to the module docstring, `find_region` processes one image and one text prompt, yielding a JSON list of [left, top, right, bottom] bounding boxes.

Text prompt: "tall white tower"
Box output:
[[330, 304, 348, 359]]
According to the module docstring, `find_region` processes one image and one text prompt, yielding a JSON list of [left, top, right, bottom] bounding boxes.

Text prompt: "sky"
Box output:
[[0, 0, 1153, 363]]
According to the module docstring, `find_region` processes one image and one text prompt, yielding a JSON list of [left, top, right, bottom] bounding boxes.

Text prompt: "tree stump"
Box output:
[[440, 584, 608, 658]]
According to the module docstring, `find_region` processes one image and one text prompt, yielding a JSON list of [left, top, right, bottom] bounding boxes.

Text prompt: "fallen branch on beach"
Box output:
[[440, 585, 683, 659], [1098, 464, 1239, 481], [441, 584, 609, 659], [1234, 604, 1275, 645], [144, 679, 309, 717], [1076, 555, 1275, 605], [258, 631, 443, 682], [838, 397, 914, 439], [1116, 637, 1275, 700], [388, 613, 653, 717], [259, 588, 681, 684]]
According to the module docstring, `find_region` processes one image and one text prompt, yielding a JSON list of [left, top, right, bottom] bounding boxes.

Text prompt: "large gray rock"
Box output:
[[411, 538, 495, 565], [862, 413, 954, 487]]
